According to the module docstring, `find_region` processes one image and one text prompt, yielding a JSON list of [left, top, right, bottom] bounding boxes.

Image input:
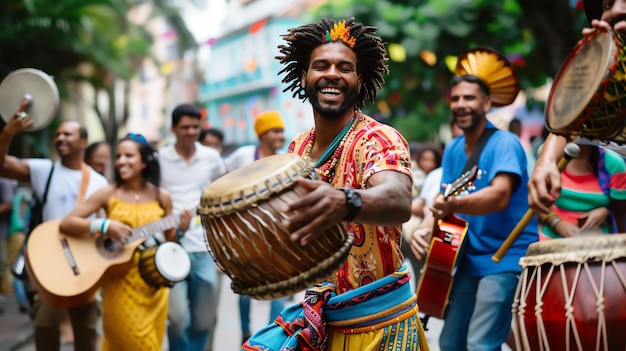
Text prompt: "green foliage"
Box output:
[[0, 0, 193, 156]]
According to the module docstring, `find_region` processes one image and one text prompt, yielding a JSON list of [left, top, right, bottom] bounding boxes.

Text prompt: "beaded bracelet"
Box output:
[[542, 212, 556, 225], [90, 219, 104, 237], [102, 219, 111, 235], [89, 219, 97, 236]]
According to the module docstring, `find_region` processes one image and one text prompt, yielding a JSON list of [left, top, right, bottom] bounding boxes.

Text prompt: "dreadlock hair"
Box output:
[[276, 17, 389, 109]]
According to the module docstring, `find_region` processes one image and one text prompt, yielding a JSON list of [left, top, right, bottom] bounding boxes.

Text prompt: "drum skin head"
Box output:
[[546, 29, 614, 131], [0, 68, 60, 131], [154, 242, 190, 282], [520, 233, 626, 268], [198, 153, 314, 217]]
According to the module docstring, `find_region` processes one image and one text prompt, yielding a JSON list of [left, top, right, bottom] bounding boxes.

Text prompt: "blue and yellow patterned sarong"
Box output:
[[241, 265, 429, 351]]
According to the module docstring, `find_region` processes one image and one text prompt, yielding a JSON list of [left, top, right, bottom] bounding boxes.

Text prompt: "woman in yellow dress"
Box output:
[[60, 133, 183, 350]]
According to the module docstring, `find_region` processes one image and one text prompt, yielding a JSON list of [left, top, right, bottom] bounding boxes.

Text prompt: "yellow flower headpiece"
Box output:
[[322, 20, 356, 48], [455, 47, 519, 107]]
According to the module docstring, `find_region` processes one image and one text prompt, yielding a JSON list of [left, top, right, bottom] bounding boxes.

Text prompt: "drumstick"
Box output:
[[492, 142, 580, 263]]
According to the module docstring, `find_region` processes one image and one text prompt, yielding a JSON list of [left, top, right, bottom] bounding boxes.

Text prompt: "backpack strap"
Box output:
[[40, 162, 55, 207]]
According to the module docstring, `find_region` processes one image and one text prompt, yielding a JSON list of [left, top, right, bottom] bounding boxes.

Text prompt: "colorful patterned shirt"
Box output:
[[287, 113, 413, 294]]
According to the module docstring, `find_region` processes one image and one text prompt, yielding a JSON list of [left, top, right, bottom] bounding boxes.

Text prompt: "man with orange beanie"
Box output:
[[223, 110, 288, 342], [224, 110, 286, 171]]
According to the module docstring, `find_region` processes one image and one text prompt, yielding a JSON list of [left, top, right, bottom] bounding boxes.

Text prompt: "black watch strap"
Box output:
[[340, 188, 362, 222]]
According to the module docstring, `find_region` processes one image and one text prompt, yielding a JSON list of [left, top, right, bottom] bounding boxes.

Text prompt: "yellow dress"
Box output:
[[100, 197, 169, 351]]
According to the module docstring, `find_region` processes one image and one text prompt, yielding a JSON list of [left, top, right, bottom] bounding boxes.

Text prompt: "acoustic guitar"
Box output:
[[25, 215, 178, 309], [415, 166, 478, 319]]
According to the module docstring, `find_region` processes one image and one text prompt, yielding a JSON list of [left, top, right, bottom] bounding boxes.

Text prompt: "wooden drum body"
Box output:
[[138, 242, 190, 288], [197, 154, 353, 300], [512, 234, 626, 351], [546, 29, 626, 143]]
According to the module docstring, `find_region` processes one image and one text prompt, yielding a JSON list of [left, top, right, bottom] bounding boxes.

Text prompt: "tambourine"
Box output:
[[0, 68, 60, 131]]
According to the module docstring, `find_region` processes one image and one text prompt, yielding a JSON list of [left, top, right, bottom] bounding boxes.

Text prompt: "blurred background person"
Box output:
[[159, 104, 227, 351], [60, 133, 179, 350], [538, 143, 626, 240], [84, 141, 112, 180], [199, 128, 224, 155], [0, 177, 15, 317]]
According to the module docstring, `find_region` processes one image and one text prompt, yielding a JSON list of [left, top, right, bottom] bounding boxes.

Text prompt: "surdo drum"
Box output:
[[512, 234, 626, 351], [197, 153, 354, 300], [546, 29, 626, 143], [138, 242, 191, 288]]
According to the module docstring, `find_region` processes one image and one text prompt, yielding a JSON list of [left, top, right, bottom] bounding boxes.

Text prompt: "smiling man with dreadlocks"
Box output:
[[241, 18, 428, 351]]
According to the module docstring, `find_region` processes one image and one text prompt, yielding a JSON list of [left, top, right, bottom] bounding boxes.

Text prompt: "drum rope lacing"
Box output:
[[513, 257, 625, 351]]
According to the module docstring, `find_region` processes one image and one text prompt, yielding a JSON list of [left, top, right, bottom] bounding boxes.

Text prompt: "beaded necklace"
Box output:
[[302, 110, 360, 183]]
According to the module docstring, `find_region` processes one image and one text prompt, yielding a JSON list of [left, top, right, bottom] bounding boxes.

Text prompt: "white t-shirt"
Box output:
[[158, 142, 227, 252], [28, 159, 109, 221], [418, 167, 443, 213], [224, 145, 257, 171]]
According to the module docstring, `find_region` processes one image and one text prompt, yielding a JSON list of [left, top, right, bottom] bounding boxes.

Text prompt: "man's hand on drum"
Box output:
[[281, 178, 350, 246], [106, 220, 133, 243], [584, 18, 626, 36]]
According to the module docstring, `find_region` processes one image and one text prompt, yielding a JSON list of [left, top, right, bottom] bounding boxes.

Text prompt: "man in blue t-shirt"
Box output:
[[411, 74, 537, 350]]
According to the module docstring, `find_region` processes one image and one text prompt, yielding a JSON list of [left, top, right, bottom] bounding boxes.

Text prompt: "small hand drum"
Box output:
[[546, 29, 626, 143], [512, 234, 626, 351], [138, 242, 191, 288], [0, 68, 59, 131], [197, 153, 354, 300]]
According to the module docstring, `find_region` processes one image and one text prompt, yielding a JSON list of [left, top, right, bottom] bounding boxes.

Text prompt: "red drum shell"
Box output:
[[512, 234, 626, 351]]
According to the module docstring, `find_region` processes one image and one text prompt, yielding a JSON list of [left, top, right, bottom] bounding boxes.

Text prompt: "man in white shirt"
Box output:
[[158, 104, 227, 351], [0, 115, 108, 351]]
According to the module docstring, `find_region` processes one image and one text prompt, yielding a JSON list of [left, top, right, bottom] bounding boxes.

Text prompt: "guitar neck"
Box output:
[[127, 215, 178, 242]]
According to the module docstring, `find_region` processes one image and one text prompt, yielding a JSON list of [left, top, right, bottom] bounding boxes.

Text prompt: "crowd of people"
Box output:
[[0, 1, 625, 350]]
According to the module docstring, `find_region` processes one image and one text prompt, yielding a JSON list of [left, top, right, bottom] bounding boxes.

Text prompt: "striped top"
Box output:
[[543, 148, 626, 239]]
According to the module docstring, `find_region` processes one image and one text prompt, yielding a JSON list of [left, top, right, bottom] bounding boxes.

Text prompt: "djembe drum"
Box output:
[[138, 242, 191, 288], [546, 28, 626, 142], [512, 234, 626, 351], [197, 153, 354, 300]]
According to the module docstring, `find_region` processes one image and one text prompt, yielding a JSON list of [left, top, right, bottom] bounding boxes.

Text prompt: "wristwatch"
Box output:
[[340, 188, 362, 222]]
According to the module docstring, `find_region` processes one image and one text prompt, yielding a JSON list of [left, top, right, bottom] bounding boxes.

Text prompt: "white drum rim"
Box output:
[[546, 29, 615, 130], [154, 242, 191, 282]]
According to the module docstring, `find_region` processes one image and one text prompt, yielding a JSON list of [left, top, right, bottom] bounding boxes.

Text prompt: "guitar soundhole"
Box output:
[[96, 236, 124, 259]]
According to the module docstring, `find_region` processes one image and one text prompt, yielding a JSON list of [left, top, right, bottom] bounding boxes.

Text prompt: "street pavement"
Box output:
[[0, 260, 499, 351]]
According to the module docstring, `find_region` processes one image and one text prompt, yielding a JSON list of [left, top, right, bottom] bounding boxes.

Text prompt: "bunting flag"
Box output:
[[250, 19, 267, 34]]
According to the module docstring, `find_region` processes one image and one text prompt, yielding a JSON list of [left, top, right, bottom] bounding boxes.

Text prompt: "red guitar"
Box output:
[[416, 166, 478, 319]]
